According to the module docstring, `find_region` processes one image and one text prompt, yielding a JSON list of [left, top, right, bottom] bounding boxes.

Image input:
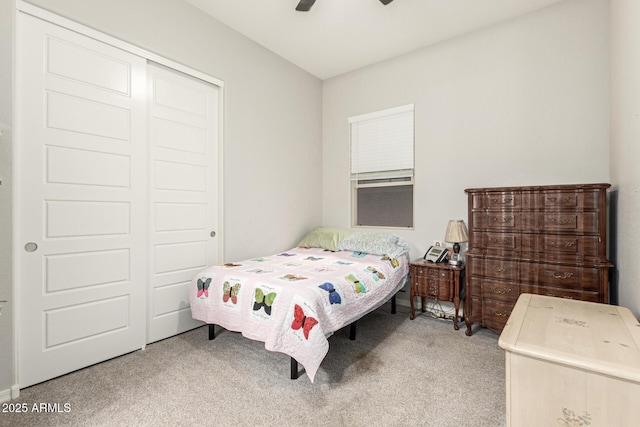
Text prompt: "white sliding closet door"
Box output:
[[147, 63, 220, 343], [17, 14, 148, 387]]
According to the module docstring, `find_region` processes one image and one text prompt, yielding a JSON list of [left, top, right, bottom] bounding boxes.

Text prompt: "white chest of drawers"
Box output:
[[499, 294, 640, 427]]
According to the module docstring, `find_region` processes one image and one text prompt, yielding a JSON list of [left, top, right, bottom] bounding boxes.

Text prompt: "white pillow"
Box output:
[[338, 231, 409, 259]]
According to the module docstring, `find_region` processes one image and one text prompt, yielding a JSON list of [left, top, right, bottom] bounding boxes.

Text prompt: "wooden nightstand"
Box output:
[[409, 259, 465, 330]]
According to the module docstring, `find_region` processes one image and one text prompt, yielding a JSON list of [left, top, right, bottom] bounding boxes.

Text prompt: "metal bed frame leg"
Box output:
[[290, 357, 299, 379], [217, 292, 399, 380], [208, 324, 215, 340]]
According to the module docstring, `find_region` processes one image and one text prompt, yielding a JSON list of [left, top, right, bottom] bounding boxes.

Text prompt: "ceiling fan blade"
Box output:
[[296, 0, 316, 11], [380, 0, 394, 5]]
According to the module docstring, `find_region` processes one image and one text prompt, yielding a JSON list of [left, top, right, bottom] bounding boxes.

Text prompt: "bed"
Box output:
[[189, 228, 410, 382]]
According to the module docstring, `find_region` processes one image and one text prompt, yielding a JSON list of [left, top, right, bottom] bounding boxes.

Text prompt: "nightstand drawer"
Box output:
[[409, 259, 464, 328], [413, 266, 452, 280], [414, 277, 453, 301]]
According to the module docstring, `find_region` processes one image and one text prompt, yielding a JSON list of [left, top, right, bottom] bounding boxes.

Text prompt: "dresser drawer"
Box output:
[[482, 299, 514, 332], [471, 258, 602, 292], [474, 233, 601, 262], [473, 189, 602, 211], [540, 234, 601, 261], [472, 211, 599, 234], [471, 258, 524, 281], [527, 264, 601, 291], [472, 211, 520, 230], [481, 280, 520, 303], [476, 232, 526, 252], [519, 284, 601, 302], [471, 192, 522, 210], [533, 189, 601, 210], [536, 212, 599, 234]]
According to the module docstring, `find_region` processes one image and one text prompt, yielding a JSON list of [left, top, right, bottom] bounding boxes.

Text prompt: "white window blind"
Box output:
[[349, 104, 414, 180], [349, 104, 415, 228]]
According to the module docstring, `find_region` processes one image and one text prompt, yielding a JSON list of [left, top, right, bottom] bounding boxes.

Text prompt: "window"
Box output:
[[349, 104, 414, 228]]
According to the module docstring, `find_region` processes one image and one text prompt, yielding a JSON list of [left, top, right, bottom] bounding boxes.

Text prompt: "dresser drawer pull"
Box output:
[[547, 217, 573, 225], [491, 286, 512, 295], [549, 240, 577, 248], [544, 270, 574, 280], [490, 265, 508, 273], [490, 216, 513, 224], [490, 196, 513, 205], [493, 310, 511, 317], [489, 237, 513, 246], [546, 196, 576, 204]]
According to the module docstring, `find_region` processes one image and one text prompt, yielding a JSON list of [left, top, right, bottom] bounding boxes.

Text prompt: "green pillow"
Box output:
[[298, 227, 353, 251]]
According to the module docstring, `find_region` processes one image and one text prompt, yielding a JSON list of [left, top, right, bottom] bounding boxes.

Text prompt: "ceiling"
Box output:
[[184, 0, 566, 80]]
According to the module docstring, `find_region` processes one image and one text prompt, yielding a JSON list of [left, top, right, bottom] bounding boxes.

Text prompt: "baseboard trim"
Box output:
[[1, 384, 21, 402], [395, 298, 410, 308], [0, 385, 16, 403], [11, 384, 19, 400]]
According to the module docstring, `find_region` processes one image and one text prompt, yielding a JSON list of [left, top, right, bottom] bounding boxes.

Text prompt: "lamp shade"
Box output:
[[444, 220, 469, 243]]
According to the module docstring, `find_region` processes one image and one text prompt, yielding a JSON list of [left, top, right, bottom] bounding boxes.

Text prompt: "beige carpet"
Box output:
[[1, 303, 505, 427]]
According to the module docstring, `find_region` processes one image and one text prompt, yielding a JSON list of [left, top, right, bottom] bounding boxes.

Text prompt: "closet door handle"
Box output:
[[24, 242, 38, 252], [210, 231, 216, 238]]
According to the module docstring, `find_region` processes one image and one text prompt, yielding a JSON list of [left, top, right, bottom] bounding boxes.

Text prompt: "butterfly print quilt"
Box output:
[[189, 247, 409, 382]]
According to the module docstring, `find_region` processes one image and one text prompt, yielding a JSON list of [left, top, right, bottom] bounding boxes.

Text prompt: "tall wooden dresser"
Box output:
[[463, 183, 613, 336]]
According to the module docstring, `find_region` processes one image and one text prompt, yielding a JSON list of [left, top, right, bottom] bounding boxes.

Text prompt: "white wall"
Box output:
[[322, 0, 610, 263], [24, 0, 324, 260], [1, 0, 322, 396], [610, 0, 640, 318]]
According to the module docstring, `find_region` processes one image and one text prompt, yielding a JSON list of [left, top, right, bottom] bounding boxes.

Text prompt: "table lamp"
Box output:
[[444, 219, 469, 266]]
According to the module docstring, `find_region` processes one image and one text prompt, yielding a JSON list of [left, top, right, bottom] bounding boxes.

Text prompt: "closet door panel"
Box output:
[[17, 13, 147, 388], [147, 63, 220, 343]]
